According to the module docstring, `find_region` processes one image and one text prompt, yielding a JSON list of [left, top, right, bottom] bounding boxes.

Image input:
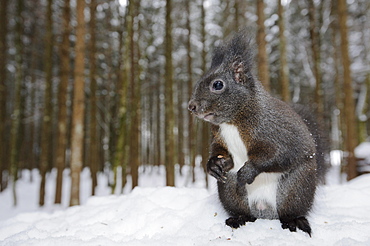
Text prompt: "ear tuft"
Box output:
[[210, 45, 225, 69], [232, 60, 245, 84], [209, 29, 256, 86]]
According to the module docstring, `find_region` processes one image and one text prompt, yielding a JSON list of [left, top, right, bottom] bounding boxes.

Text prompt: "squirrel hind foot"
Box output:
[[280, 217, 312, 237], [225, 215, 257, 229]]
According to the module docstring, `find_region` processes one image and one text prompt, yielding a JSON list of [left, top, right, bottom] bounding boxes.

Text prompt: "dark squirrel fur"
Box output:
[[188, 31, 328, 236]]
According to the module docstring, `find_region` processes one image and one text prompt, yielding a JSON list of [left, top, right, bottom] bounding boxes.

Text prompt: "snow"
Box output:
[[355, 142, 370, 173], [355, 142, 370, 159], [1, 167, 370, 245]]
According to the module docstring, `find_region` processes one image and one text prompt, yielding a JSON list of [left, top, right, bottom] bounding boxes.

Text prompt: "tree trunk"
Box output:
[[55, 0, 70, 204], [89, 0, 99, 196], [0, 0, 9, 191], [278, 0, 290, 102], [200, 0, 209, 187], [70, 0, 86, 206], [330, 2, 343, 151], [256, 0, 270, 91], [338, 0, 358, 180], [27, 8, 39, 174], [113, 1, 131, 193], [165, 0, 175, 186], [308, 0, 323, 121], [129, 0, 141, 189], [9, 0, 25, 206], [39, 0, 54, 207], [156, 79, 162, 167], [357, 75, 369, 143], [234, 0, 240, 30], [186, 0, 196, 182], [357, 5, 370, 143]]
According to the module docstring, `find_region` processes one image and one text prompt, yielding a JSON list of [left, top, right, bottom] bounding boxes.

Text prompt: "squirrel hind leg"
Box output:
[[225, 215, 257, 229], [280, 217, 312, 237]]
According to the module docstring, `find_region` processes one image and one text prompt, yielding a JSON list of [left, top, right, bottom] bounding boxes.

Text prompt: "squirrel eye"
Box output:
[[212, 80, 224, 91]]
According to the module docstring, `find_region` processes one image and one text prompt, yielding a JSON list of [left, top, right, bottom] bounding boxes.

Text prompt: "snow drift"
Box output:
[[1, 173, 370, 245]]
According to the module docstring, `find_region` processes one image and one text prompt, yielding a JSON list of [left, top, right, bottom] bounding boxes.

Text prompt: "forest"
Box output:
[[0, 0, 369, 207]]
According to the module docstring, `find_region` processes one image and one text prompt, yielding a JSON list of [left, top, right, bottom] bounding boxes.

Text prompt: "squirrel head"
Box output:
[[188, 31, 257, 125]]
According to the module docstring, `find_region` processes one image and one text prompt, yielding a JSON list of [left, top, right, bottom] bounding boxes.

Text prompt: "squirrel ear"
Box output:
[[232, 60, 246, 84]]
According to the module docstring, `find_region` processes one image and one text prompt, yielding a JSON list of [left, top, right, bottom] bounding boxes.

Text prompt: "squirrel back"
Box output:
[[188, 30, 327, 236]]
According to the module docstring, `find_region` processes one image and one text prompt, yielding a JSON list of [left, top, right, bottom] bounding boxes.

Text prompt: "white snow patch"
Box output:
[[0, 170, 370, 245], [355, 142, 370, 159]]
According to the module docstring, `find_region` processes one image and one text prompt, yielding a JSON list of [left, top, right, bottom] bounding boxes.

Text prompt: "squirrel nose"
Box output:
[[188, 100, 198, 113]]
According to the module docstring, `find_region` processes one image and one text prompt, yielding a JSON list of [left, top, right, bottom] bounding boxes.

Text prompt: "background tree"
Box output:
[[278, 0, 290, 102], [307, 0, 324, 121], [55, 0, 70, 204], [112, 1, 130, 193], [200, 0, 209, 188], [39, 0, 54, 206], [256, 0, 270, 91], [186, 0, 195, 181], [128, 0, 141, 189], [0, 0, 9, 192], [164, 0, 175, 186], [338, 0, 358, 180], [70, 0, 86, 206], [9, 0, 25, 205], [89, 0, 99, 196]]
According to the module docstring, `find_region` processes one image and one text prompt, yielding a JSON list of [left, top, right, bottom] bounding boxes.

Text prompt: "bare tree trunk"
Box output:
[[10, 0, 25, 206], [165, 0, 175, 186], [0, 0, 9, 191], [185, 0, 195, 180], [200, 0, 209, 188], [70, 0, 86, 206], [39, 0, 54, 207], [330, 2, 343, 151], [256, 0, 270, 91], [357, 75, 369, 143], [55, 0, 70, 204], [129, 0, 141, 189], [27, 9, 38, 173], [156, 80, 162, 167], [278, 0, 290, 102], [234, 0, 240, 30], [308, 0, 324, 121], [338, 0, 358, 180], [357, 5, 370, 143], [177, 80, 185, 172], [113, 1, 131, 193], [89, 0, 99, 196]]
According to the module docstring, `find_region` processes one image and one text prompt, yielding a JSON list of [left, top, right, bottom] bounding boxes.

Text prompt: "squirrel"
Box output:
[[188, 31, 327, 236]]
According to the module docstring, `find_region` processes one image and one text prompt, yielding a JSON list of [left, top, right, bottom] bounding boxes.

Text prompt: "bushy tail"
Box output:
[[292, 104, 330, 184]]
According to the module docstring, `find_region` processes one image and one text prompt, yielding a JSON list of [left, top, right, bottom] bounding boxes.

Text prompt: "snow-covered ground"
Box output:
[[1, 165, 370, 245]]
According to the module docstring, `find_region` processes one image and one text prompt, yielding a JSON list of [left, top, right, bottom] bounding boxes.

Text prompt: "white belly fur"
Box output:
[[219, 123, 281, 212]]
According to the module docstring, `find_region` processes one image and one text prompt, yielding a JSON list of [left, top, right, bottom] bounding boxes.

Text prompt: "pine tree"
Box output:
[[200, 0, 209, 187], [0, 0, 9, 191], [278, 0, 290, 102], [256, 0, 270, 91], [70, 0, 86, 206], [39, 0, 54, 206], [9, 0, 25, 205], [164, 0, 175, 186], [55, 0, 70, 204], [308, 0, 324, 121], [113, 0, 131, 193], [129, 0, 141, 189], [89, 0, 99, 195], [338, 0, 358, 180]]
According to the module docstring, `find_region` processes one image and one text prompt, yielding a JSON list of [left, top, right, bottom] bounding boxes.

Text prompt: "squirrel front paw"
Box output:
[[237, 164, 260, 186], [207, 155, 233, 183]]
